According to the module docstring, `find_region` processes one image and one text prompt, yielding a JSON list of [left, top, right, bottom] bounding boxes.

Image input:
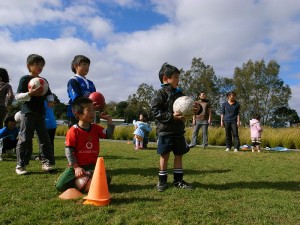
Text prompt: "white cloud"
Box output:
[[85, 16, 113, 39], [0, 0, 300, 115]]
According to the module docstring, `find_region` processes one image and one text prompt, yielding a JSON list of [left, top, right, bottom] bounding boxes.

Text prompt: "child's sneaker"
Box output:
[[234, 148, 239, 152], [156, 181, 168, 192], [42, 163, 55, 171], [225, 148, 230, 152], [173, 180, 195, 190], [16, 166, 28, 175], [257, 150, 261, 153]]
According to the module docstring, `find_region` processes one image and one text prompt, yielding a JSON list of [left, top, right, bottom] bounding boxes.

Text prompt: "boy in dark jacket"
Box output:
[[151, 63, 201, 192]]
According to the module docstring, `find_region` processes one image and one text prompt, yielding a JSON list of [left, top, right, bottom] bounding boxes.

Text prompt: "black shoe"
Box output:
[[173, 180, 195, 190], [189, 144, 196, 148], [156, 181, 168, 192]]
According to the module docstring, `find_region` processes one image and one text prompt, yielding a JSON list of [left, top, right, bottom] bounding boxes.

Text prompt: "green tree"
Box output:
[[53, 103, 67, 119], [180, 57, 218, 99], [271, 107, 300, 124], [105, 101, 118, 118], [114, 101, 128, 119], [233, 59, 291, 125], [126, 83, 156, 121], [180, 57, 221, 120]]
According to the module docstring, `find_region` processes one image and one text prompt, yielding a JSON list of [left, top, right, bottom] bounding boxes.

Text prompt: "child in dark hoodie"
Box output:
[[250, 114, 263, 152]]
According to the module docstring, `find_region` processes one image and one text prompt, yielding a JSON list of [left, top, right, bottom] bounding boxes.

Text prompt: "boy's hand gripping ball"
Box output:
[[173, 96, 195, 118], [74, 171, 92, 193], [89, 92, 106, 110], [28, 77, 49, 96]]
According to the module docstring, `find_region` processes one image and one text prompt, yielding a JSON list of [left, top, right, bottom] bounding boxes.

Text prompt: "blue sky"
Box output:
[[1, 0, 300, 114]]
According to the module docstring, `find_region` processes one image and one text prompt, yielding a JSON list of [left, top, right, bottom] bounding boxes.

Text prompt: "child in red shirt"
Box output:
[[55, 97, 114, 192]]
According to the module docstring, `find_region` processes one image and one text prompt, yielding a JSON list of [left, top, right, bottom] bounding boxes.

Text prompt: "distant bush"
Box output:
[[55, 124, 300, 149], [56, 125, 68, 136]]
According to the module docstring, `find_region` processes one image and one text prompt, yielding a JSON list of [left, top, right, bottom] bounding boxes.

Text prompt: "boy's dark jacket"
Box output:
[[151, 84, 185, 136]]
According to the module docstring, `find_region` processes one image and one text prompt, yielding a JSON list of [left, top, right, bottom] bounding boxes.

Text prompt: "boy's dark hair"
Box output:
[[72, 97, 93, 115], [4, 116, 16, 127], [26, 54, 45, 72], [0, 68, 9, 83], [158, 63, 180, 84], [226, 91, 236, 97], [27, 54, 45, 66], [71, 55, 91, 74], [253, 114, 261, 120]]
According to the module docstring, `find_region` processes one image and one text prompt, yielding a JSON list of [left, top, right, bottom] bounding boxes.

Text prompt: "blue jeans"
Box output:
[[190, 120, 208, 147], [224, 121, 240, 149]]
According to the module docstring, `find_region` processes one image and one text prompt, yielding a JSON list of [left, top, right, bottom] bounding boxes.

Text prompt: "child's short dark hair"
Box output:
[[253, 114, 261, 120], [0, 68, 9, 83], [72, 97, 93, 115], [4, 116, 16, 127], [226, 91, 236, 97], [27, 54, 45, 66], [71, 55, 91, 74], [158, 63, 180, 84]]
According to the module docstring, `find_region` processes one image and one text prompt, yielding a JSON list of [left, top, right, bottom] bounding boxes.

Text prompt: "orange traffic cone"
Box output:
[[83, 157, 111, 206], [59, 188, 83, 200]]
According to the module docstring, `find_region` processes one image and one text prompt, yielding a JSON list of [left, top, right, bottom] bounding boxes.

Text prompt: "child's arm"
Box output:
[[0, 128, 7, 139], [152, 93, 176, 123], [99, 112, 115, 139], [65, 146, 85, 177], [256, 123, 263, 132], [237, 115, 240, 126], [67, 78, 82, 101], [6, 84, 14, 108]]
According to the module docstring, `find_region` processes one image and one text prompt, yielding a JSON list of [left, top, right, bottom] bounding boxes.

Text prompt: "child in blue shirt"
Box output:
[[67, 55, 96, 127], [0, 116, 19, 161]]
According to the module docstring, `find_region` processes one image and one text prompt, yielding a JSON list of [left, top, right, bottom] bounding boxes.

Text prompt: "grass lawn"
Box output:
[[0, 138, 299, 225]]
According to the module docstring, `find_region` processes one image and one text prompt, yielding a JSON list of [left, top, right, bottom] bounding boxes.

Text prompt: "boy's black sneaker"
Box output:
[[173, 180, 195, 190], [156, 181, 168, 192]]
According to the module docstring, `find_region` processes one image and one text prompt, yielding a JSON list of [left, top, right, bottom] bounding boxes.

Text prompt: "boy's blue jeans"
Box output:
[[16, 113, 55, 167], [190, 120, 208, 147]]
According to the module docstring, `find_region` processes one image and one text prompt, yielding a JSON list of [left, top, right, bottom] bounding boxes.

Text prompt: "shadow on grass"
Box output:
[[111, 168, 231, 176], [110, 184, 157, 193], [110, 196, 160, 205], [102, 155, 139, 160], [195, 181, 300, 191]]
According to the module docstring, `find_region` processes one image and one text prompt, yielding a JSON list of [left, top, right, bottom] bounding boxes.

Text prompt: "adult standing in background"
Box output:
[[221, 91, 240, 152], [0, 68, 14, 128], [189, 91, 211, 148]]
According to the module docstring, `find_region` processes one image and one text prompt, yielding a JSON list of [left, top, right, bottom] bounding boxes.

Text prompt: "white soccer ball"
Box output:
[[14, 111, 22, 122], [173, 96, 195, 118], [28, 77, 49, 96], [74, 171, 92, 193]]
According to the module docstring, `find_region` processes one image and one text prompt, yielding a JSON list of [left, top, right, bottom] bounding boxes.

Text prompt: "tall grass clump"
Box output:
[[184, 127, 193, 143], [238, 127, 250, 145], [113, 126, 134, 140], [55, 125, 68, 136], [212, 127, 226, 146], [265, 128, 283, 147]]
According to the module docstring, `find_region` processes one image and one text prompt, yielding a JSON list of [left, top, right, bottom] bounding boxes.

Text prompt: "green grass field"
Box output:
[[0, 138, 299, 225]]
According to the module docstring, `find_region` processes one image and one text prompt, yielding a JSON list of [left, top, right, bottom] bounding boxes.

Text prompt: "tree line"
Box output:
[[109, 58, 299, 126], [9, 58, 299, 127]]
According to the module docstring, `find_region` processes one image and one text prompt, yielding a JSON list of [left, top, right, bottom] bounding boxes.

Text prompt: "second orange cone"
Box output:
[[83, 157, 111, 206]]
